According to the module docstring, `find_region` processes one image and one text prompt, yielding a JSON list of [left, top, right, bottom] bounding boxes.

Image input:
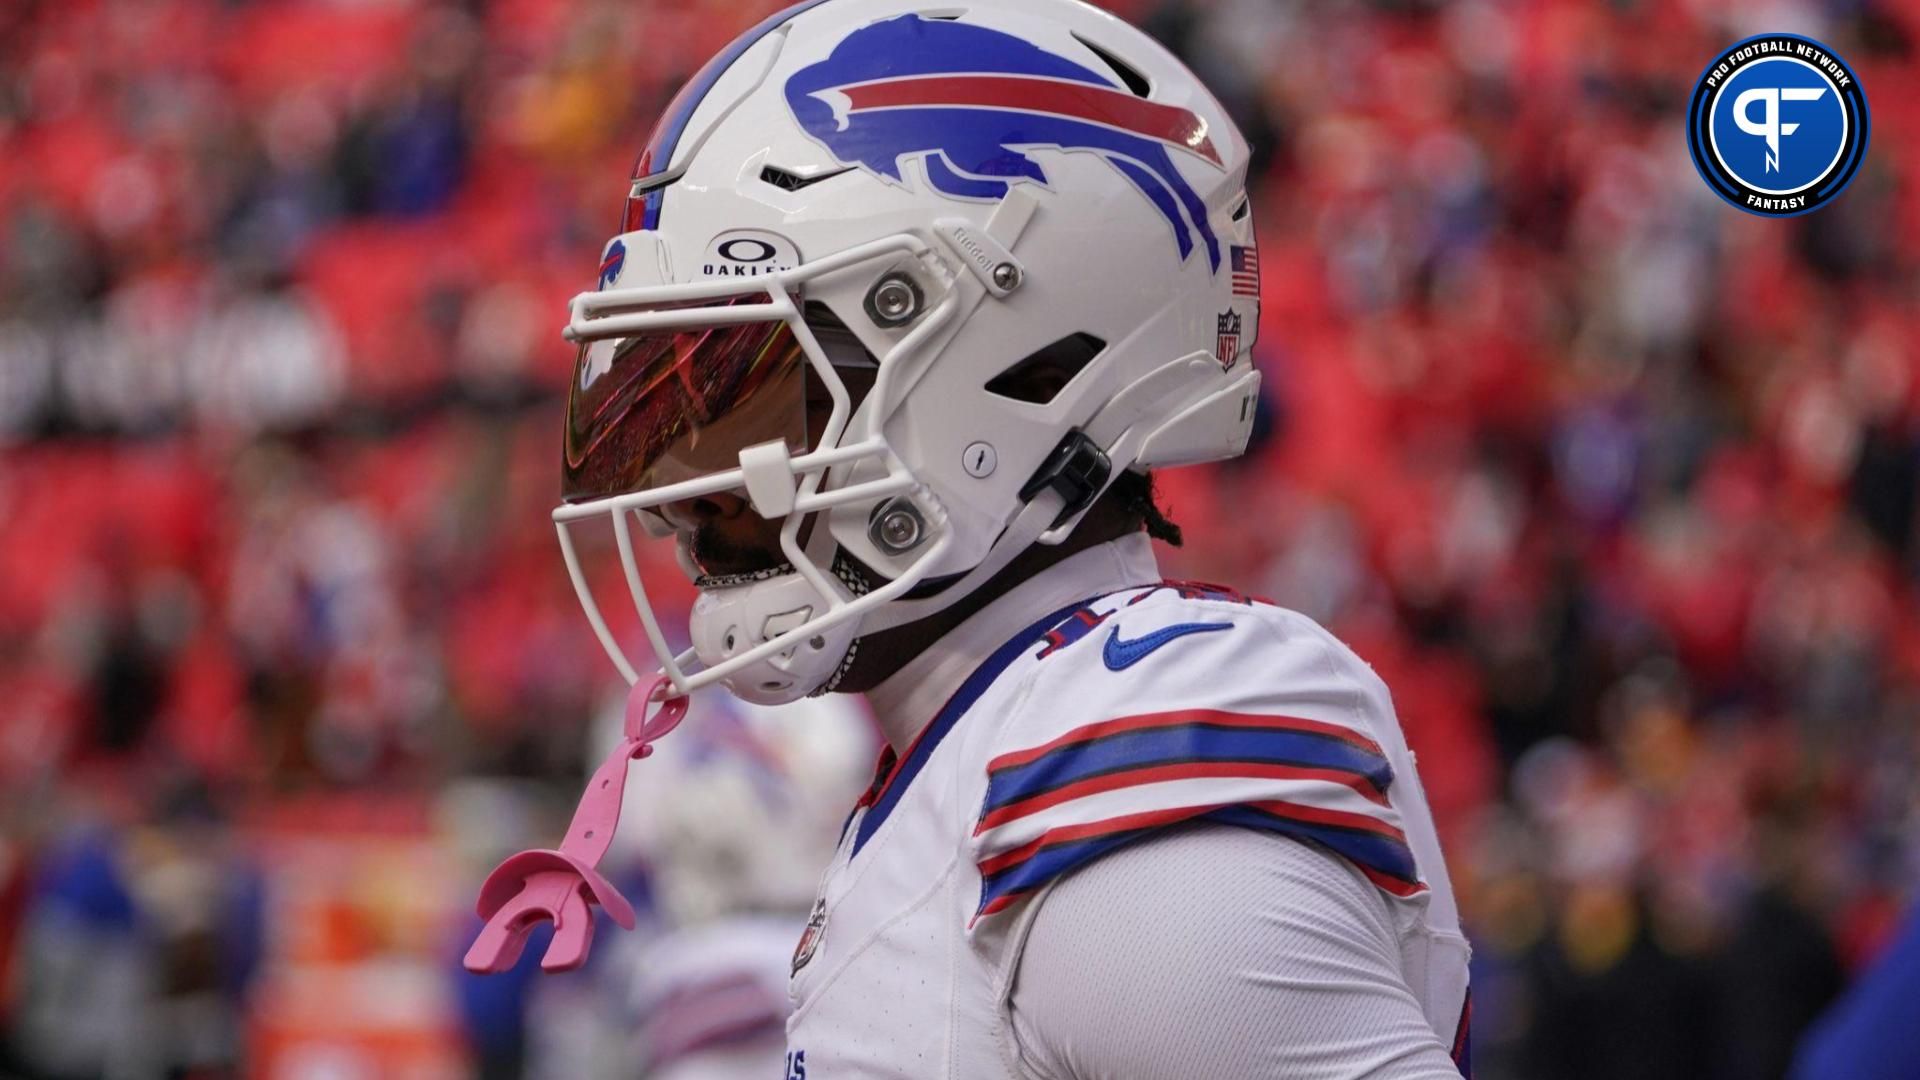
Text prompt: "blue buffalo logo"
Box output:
[[597, 238, 627, 290], [784, 16, 1226, 271]]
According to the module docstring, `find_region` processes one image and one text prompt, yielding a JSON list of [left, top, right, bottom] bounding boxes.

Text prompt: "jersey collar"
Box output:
[[864, 532, 1161, 752]]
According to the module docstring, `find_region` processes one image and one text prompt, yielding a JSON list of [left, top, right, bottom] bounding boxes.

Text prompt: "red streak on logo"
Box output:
[[838, 75, 1223, 167]]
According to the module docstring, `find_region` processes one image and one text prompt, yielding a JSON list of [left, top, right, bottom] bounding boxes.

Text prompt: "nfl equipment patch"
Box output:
[[792, 896, 828, 976], [1216, 311, 1242, 369]]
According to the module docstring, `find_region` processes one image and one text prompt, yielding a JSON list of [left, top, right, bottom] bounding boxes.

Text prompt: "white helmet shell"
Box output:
[[557, 0, 1263, 701]]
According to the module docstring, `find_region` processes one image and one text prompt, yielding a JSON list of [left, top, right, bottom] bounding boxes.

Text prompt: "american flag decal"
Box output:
[[1230, 245, 1260, 297]]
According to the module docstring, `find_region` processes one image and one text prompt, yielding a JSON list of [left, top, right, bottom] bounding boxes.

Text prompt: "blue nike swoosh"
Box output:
[[1101, 622, 1233, 671]]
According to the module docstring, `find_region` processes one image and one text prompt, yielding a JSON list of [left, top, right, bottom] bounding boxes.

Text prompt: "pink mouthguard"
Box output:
[[463, 676, 687, 974]]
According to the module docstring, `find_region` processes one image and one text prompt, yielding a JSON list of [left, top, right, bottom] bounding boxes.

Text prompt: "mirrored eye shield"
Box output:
[[563, 234, 957, 515]]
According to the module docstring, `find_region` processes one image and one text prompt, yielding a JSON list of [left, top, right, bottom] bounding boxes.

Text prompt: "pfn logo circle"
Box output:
[[1688, 34, 1868, 217]]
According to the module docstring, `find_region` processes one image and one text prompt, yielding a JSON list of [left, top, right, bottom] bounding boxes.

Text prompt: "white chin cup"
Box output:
[[689, 571, 862, 705]]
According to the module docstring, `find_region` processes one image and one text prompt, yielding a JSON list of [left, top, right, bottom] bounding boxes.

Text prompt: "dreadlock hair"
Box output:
[[1109, 469, 1183, 547]]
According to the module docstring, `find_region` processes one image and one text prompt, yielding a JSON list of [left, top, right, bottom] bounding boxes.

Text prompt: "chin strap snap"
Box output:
[[463, 676, 687, 974], [1019, 429, 1112, 529]]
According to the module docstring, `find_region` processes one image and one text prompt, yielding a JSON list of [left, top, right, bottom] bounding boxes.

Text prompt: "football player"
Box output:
[[549, 0, 1471, 1075]]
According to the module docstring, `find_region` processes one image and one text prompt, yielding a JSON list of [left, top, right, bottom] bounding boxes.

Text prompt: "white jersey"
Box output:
[[785, 536, 1471, 1078]]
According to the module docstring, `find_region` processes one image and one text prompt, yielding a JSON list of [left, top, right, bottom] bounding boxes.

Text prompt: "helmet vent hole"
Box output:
[[921, 10, 966, 20], [985, 334, 1107, 405], [1232, 195, 1252, 222], [761, 165, 854, 192], [1074, 34, 1152, 98]]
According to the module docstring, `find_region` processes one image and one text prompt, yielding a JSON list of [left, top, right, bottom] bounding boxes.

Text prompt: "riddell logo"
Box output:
[[704, 230, 800, 278]]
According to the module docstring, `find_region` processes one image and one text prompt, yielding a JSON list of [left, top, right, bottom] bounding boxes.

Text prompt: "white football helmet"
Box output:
[[558, 0, 1262, 704]]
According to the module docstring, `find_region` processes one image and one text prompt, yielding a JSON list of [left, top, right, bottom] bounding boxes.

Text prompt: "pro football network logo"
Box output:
[[785, 14, 1226, 270], [1687, 34, 1868, 217]]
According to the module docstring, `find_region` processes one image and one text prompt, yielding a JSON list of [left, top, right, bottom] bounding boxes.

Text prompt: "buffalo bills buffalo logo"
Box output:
[[597, 238, 627, 290], [784, 16, 1226, 271]]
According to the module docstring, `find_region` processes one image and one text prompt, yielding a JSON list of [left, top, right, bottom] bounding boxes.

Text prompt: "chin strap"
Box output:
[[812, 552, 878, 696], [463, 677, 687, 974]]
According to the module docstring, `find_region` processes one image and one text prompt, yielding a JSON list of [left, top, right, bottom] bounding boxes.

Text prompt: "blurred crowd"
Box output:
[[0, 0, 1916, 1077]]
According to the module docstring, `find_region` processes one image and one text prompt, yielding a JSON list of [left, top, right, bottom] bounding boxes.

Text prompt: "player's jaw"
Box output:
[[660, 368, 853, 585], [660, 493, 795, 586]]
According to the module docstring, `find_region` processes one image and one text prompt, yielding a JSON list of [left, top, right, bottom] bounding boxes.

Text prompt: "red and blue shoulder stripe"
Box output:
[[971, 708, 1424, 920]]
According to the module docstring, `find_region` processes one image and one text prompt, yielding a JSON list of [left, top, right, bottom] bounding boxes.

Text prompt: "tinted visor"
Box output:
[[563, 300, 808, 503]]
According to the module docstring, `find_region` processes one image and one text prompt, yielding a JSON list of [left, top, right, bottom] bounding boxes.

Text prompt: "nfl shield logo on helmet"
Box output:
[[1215, 311, 1243, 369]]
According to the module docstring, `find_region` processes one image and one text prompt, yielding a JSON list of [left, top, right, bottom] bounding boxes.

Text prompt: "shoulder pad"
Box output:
[[970, 583, 1426, 922]]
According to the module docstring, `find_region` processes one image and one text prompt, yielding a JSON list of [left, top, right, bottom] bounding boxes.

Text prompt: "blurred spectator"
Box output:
[[5, 826, 149, 1078]]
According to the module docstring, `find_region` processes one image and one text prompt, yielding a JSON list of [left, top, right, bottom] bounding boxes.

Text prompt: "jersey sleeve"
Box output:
[[1008, 824, 1466, 1080], [969, 585, 1427, 922]]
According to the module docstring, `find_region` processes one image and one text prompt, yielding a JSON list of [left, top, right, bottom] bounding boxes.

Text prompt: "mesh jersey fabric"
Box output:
[[1008, 823, 1465, 1080]]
